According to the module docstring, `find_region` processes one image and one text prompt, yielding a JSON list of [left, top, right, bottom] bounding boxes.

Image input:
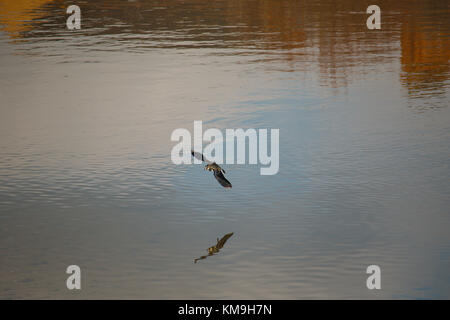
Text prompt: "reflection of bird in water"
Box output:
[[191, 151, 232, 188], [194, 232, 234, 263]]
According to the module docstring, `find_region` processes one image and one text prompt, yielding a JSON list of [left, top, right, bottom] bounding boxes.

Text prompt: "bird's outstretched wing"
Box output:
[[213, 170, 232, 188], [216, 232, 234, 249], [191, 150, 212, 164]]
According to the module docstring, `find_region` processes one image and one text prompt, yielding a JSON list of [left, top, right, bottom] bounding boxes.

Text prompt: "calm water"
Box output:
[[0, 0, 449, 299]]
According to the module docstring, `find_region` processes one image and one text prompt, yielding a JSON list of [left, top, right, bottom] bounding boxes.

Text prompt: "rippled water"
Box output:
[[0, 0, 449, 299]]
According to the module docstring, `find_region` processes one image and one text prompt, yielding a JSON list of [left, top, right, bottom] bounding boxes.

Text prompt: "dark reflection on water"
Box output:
[[194, 232, 234, 264], [0, 0, 449, 299]]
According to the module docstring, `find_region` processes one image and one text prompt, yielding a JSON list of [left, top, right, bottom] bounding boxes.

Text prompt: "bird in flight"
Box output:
[[191, 151, 232, 188], [194, 232, 234, 263]]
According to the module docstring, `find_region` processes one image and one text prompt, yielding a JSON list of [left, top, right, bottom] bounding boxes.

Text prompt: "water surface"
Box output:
[[0, 0, 449, 299]]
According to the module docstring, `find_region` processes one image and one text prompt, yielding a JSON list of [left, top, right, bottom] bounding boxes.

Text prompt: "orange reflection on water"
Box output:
[[0, 0, 56, 39], [400, 15, 450, 97], [0, 0, 448, 94]]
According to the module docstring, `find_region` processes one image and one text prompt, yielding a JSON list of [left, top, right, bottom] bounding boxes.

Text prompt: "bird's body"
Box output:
[[204, 162, 225, 173]]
